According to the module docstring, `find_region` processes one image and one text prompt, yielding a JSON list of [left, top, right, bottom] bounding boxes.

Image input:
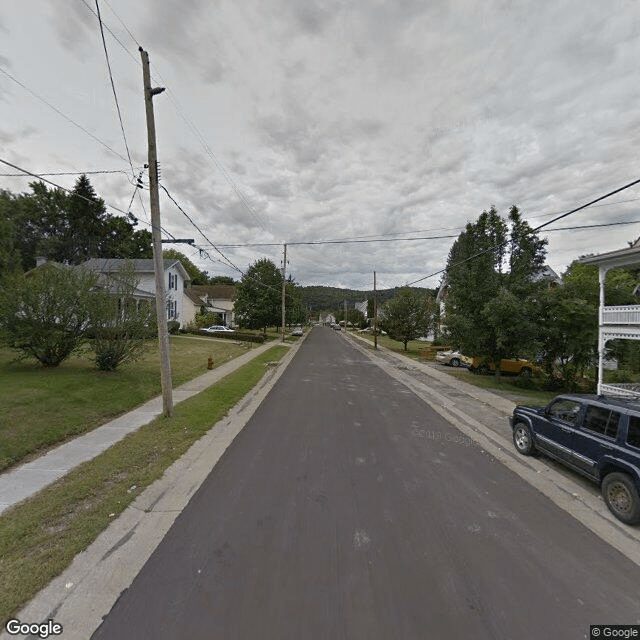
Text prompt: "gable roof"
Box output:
[[184, 289, 206, 306], [189, 284, 237, 300], [80, 258, 190, 281]]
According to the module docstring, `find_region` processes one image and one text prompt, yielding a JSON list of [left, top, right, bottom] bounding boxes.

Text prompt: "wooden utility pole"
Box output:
[[344, 298, 347, 333], [281, 243, 287, 343], [140, 47, 173, 417], [373, 270, 378, 350]]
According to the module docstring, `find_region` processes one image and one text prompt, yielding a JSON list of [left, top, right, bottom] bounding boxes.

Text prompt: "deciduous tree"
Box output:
[[381, 287, 435, 350], [234, 258, 282, 334]]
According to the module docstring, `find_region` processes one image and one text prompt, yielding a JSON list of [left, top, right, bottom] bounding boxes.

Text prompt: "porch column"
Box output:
[[597, 266, 608, 395]]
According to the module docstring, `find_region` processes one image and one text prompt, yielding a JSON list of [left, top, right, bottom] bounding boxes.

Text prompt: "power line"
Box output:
[[0, 157, 129, 216], [197, 217, 640, 251], [0, 156, 173, 240], [159, 185, 300, 301], [76, 1, 269, 234], [405, 177, 640, 287], [94, 0, 136, 178], [103, 0, 142, 48], [0, 66, 129, 164], [0, 168, 142, 177], [159, 184, 245, 276], [79, 0, 140, 65]]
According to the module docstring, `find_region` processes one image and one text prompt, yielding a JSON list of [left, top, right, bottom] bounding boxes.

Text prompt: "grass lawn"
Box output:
[[0, 345, 289, 623], [435, 366, 558, 406], [349, 331, 437, 360], [0, 336, 250, 472], [349, 330, 557, 406]]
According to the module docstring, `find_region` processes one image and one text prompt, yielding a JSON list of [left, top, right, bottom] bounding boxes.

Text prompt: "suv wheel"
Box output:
[[601, 472, 640, 525], [513, 422, 535, 456], [450, 357, 460, 367]]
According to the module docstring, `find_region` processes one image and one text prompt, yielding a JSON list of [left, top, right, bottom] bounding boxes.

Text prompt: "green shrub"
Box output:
[[0, 266, 97, 367], [167, 320, 181, 334]]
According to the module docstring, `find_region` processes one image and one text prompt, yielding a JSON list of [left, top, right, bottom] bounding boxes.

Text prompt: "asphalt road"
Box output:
[[92, 327, 640, 640]]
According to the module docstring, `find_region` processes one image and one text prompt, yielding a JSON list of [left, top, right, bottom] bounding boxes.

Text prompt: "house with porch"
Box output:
[[579, 240, 640, 397], [80, 258, 190, 326]]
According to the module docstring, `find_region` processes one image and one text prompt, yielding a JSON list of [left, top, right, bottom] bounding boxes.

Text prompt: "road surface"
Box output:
[[92, 327, 640, 639]]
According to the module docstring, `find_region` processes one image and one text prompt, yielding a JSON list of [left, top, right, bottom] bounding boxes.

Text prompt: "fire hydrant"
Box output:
[[207, 357, 213, 370]]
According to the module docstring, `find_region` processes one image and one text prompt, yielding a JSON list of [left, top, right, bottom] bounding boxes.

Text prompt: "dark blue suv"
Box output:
[[510, 394, 640, 525]]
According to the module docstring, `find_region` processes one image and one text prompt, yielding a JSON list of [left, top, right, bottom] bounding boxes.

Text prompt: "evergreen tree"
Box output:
[[444, 205, 547, 371]]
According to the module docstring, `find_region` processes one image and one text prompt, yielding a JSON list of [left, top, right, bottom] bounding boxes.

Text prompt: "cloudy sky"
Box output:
[[2, 1, 640, 290]]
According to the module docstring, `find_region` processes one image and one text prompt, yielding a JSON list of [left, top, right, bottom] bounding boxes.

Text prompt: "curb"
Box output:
[[1, 339, 304, 640], [0, 340, 278, 515]]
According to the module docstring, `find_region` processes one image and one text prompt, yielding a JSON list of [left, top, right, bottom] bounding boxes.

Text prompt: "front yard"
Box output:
[[350, 330, 558, 406], [0, 336, 250, 472], [0, 344, 289, 623]]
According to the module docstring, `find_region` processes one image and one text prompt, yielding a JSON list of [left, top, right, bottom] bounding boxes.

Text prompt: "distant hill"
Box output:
[[300, 285, 435, 313]]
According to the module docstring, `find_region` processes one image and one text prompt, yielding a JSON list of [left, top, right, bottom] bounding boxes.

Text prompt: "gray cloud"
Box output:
[[50, 2, 95, 54]]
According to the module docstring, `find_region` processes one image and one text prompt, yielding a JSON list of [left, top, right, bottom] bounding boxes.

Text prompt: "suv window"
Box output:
[[583, 406, 621, 439], [548, 399, 582, 424], [628, 415, 640, 449]]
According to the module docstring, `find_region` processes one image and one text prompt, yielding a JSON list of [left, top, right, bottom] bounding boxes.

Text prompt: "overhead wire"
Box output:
[[0, 168, 143, 177], [159, 184, 303, 300], [78, 2, 269, 234], [404, 177, 640, 287], [0, 157, 130, 217], [0, 66, 129, 164], [0, 156, 174, 239], [94, 0, 136, 180]]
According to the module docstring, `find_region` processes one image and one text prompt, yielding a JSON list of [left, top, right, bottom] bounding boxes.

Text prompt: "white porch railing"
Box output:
[[602, 305, 640, 325], [600, 383, 640, 399]]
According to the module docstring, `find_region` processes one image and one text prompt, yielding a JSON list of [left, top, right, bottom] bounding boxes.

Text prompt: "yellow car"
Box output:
[[461, 355, 540, 377]]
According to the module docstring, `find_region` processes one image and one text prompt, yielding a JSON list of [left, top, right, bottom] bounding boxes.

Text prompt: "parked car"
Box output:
[[291, 326, 303, 336], [435, 349, 465, 367], [331, 323, 341, 331], [510, 394, 640, 525], [462, 355, 539, 377], [203, 325, 234, 333]]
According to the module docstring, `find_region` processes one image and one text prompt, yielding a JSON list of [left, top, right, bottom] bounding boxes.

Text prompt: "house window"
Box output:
[[167, 300, 177, 320], [168, 273, 176, 290]]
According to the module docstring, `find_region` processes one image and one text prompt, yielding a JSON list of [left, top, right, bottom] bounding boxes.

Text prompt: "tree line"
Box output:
[[376, 204, 640, 388]]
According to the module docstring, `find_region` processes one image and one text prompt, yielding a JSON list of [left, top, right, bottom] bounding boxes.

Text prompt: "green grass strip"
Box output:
[[0, 345, 289, 622]]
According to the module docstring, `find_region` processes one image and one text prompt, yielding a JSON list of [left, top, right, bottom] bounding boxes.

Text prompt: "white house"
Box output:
[[578, 240, 640, 398], [355, 300, 368, 319], [183, 284, 237, 327], [320, 313, 336, 325], [80, 258, 190, 327]]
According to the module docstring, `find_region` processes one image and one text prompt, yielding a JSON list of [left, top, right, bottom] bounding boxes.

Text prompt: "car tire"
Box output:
[[513, 422, 535, 456], [601, 472, 640, 525], [450, 358, 460, 367], [520, 367, 532, 378]]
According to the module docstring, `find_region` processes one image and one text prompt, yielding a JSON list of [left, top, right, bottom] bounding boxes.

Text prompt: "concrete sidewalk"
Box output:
[[347, 333, 517, 412], [0, 340, 284, 515], [345, 331, 640, 559]]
